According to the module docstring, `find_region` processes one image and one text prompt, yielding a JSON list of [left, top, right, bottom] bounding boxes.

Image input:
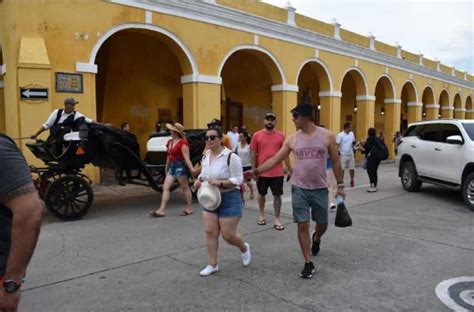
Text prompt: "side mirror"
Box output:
[[446, 135, 463, 145]]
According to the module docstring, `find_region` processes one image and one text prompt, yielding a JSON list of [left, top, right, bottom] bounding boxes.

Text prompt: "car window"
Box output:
[[404, 125, 421, 137], [418, 124, 441, 142], [462, 123, 474, 141], [439, 124, 462, 142]]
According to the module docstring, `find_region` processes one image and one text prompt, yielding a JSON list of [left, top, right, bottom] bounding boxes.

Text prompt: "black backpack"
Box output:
[[372, 138, 389, 160]]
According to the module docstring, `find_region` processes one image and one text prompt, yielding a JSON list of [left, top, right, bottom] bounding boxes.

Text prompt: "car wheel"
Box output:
[[401, 161, 422, 192], [462, 172, 474, 211]]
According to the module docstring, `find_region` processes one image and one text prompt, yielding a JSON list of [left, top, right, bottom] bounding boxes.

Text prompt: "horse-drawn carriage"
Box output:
[[26, 123, 206, 220]]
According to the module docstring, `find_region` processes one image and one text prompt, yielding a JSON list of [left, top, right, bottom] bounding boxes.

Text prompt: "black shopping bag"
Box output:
[[335, 199, 352, 228]]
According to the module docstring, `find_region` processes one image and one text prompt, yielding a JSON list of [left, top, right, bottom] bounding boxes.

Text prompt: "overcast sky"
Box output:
[[262, 0, 473, 74]]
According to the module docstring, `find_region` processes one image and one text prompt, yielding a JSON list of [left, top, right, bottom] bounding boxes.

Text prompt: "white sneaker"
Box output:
[[330, 203, 336, 210], [241, 243, 251, 266], [199, 264, 219, 276]]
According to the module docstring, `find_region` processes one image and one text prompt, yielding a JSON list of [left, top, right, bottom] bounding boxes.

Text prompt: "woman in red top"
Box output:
[[150, 123, 196, 217]]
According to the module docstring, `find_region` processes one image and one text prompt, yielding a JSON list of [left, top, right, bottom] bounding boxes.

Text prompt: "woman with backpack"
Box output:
[[360, 127, 386, 193]]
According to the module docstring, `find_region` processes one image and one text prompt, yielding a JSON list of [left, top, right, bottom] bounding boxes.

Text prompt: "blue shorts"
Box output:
[[167, 161, 188, 177], [291, 185, 328, 224], [203, 189, 243, 218]]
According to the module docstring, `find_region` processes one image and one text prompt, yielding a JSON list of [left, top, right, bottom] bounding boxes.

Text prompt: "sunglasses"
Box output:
[[292, 111, 299, 119], [205, 135, 218, 141], [265, 117, 276, 121]]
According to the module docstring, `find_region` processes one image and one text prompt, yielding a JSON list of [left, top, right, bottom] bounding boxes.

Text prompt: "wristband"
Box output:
[[337, 183, 345, 188]]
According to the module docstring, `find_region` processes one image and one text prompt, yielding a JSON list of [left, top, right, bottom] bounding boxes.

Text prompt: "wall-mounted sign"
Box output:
[[20, 87, 49, 100], [55, 72, 83, 93]]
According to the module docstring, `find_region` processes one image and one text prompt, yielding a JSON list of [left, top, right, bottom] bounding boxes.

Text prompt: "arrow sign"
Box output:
[[20, 88, 49, 100]]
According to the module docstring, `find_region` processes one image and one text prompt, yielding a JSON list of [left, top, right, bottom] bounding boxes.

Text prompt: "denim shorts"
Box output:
[[167, 161, 188, 177], [203, 189, 243, 218], [292, 185, 328, 224]]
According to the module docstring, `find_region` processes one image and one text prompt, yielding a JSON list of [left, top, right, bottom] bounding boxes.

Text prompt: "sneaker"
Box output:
[[311, 232, 320, 256], [241, 243, 251, 266], [367, 187, 377, 193], [299, 261, 315, 279], [330, 203, 336, 210], [350, 180, 354, 188], [199, 264, 219, 276]]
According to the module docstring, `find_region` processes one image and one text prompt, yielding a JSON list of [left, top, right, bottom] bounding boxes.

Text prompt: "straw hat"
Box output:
[[197, 181, 221, 211], [166, 122, 185, 137]]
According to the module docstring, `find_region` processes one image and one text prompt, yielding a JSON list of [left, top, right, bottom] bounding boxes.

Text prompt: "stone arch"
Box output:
[[453, 93, 464, 119], [439, 89, 451, 118], [401, 80, 420, 125], [374, 75, 396, 140], [296, 58, 332, 125], [295, 58, 332, 91], [90, 23, 197, 75], [217, 45, 286, 85], [340, 67, 368, 96], [421, 85, 436, 120], [339, 67, 369, 134], [94, 24, 196, 157], [218, 45, 287, 132]]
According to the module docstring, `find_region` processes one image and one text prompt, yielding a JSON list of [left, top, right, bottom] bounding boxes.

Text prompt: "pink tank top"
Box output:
[[291, 127, 328, 189]]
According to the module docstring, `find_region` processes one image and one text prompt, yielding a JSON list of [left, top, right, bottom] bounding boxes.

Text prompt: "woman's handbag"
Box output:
[[362, 157, 368, 169], [334, 197, 352, 228]]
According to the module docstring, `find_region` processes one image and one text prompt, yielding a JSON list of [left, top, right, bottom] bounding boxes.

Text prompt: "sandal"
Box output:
[[273, 224, 285, 231], [149, 211, 165, 218], [180, 210, 193, 216], [257, 219, 266, 226]]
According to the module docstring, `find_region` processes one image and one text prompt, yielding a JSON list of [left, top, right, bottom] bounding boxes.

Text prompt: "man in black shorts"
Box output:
[[250, 112, 291, 230], [0, 134, 43, 311]]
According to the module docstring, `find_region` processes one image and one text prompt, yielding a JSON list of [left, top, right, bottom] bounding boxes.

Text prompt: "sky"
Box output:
[[262, 0, 474, 74]]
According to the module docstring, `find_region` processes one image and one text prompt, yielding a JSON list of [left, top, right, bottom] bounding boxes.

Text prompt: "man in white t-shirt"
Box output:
[[226, 125, 240, 151], [336, 122, 356, 187]]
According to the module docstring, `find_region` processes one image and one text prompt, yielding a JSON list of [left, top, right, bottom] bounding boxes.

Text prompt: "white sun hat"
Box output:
[[197, 181, 221, 211]]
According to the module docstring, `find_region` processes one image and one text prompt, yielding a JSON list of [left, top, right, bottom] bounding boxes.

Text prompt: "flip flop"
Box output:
[[149, 211, 165, 218], [257, 219, 266, 226], [274, 224, 285, 231], [180, 211, 193, 216]]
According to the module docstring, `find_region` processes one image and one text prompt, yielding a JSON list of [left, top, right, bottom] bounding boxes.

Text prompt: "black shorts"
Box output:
[[257, 176, 284, 196]]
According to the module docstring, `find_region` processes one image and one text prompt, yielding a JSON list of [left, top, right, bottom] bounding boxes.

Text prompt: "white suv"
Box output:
[[396, 119, 474, 210]]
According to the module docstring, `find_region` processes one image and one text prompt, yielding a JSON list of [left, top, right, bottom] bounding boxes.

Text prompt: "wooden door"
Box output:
[[225, 99, 243, 131]]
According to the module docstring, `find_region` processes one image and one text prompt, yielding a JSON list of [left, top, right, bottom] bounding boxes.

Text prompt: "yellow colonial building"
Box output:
[[1, 0, 473, 170]]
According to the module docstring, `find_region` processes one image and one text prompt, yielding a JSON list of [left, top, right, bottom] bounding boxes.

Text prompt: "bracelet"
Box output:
[[253, 168, 259, 175], [337, 183, 345, 188]]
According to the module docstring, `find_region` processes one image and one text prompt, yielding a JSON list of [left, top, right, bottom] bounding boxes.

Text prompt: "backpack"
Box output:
[[372, 138, 389, 160]]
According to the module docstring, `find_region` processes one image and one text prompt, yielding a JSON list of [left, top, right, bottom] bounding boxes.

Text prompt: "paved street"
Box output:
[[21, 164, 473, 311]]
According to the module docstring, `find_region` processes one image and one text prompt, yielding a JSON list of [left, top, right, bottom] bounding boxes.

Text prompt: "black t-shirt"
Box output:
[[0, 135, 33, 275]]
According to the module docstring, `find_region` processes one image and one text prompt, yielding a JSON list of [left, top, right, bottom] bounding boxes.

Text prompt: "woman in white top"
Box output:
[[236, 131, 254, 199], [193, 128, 251, 276]]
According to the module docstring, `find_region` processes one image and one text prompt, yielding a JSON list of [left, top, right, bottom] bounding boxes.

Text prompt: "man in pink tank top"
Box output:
[[253, 102, 345, 279]]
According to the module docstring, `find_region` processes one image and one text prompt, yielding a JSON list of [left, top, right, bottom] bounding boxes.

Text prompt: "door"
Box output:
[[226, 100, 243, 132], [414, 123, 441, 177], [431, 124, 464, 182]]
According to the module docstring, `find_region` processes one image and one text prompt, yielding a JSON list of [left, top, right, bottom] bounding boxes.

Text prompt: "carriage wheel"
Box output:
[[44, 175, 94, 221]]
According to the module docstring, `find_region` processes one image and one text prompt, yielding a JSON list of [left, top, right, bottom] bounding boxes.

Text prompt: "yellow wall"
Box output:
[[0, 0, 471, 172], [0, 84, 4, 133]]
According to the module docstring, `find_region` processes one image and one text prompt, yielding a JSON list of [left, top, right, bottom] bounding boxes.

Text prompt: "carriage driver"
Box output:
[[30, 97, 94, 143]]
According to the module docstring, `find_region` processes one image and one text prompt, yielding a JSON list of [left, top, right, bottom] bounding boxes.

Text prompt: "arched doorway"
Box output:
[[95, 28, 194, 154], [219, 47, 284, 133], [421, 86, 435, 120], [296, 59, 331, 126], [340, 69, 367, 139], [374, 75, 395, 140], [401, 81, 419, 126], [439, 90, 451, 118], [466, 96, 473, 119], [453, 93, 463, 119]]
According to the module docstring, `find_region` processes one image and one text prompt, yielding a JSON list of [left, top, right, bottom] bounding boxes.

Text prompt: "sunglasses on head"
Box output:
[[205, 135, 218, 141]]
